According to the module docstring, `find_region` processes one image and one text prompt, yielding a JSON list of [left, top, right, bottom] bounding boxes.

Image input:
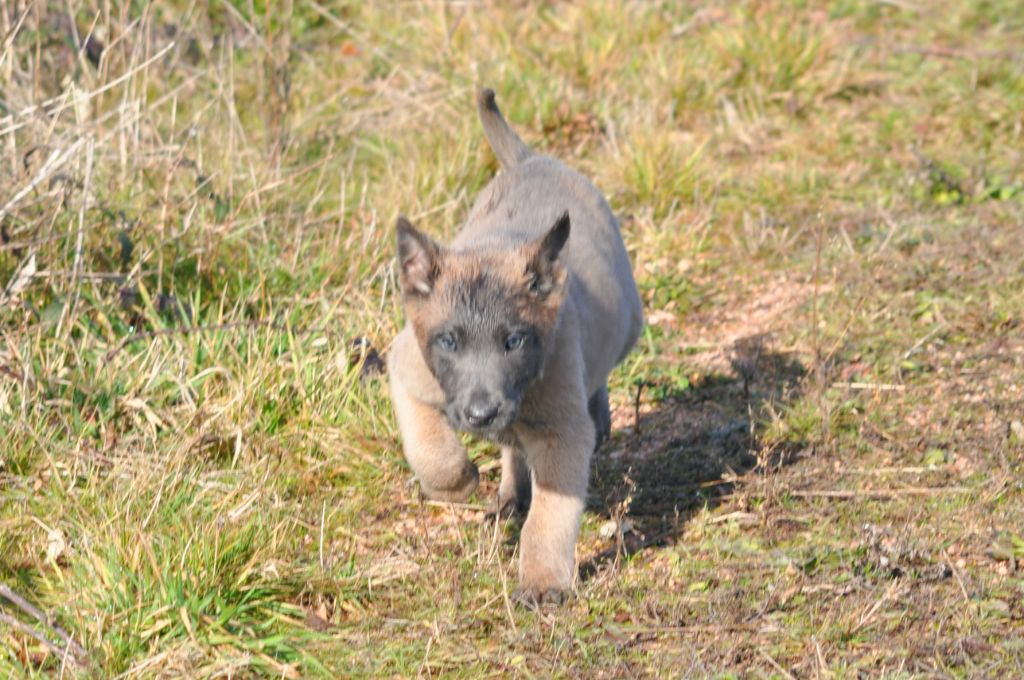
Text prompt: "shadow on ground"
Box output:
[[581, 334, 807, 581]]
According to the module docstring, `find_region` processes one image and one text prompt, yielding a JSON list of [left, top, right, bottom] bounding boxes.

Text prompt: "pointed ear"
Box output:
[[396, 216, 442, 296], [525, 211, 570, 297]]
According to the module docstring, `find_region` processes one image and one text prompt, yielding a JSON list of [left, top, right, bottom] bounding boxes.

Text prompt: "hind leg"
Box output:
[[588, 384, 611, 449], [492, 445, 531, 518]]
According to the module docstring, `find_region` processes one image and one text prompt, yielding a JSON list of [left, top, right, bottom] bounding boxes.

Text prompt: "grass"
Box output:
[[1, 0, 1022, 676]]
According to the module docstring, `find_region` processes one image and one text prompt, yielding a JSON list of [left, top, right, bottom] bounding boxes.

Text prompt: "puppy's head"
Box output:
[[395, 212, 570, 435]]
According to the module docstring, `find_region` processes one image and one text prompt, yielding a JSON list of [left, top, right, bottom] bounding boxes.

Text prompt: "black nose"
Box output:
[[464, 401, 500, 428]]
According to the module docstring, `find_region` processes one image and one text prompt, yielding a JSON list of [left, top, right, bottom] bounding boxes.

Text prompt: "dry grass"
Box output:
[[1, 0, 1023, 677]]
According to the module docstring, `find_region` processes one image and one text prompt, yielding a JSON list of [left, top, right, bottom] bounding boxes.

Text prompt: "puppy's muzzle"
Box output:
[[464, 398, 500, 428]]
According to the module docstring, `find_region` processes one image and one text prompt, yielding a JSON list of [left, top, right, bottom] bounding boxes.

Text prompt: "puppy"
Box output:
[[388, 88, 643, 604]]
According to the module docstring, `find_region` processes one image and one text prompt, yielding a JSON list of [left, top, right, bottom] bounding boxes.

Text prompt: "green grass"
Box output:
[[2, 0, 1023, 676]]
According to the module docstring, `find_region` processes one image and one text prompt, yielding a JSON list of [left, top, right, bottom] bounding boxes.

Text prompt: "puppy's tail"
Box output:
[[477, 88, 533, 169]]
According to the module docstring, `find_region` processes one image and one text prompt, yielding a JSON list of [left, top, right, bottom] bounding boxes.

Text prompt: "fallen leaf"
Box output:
[[599, 519, 633, 539], [646, 310, 676, 327], [46, 528, 66, 563], [304, 608, 332, 632], [1009, 420, 1024, 442]]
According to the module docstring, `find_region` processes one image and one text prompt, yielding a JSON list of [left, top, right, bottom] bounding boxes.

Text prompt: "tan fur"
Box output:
[[387, 330, 479, 501], [388, 89, 643, 604]]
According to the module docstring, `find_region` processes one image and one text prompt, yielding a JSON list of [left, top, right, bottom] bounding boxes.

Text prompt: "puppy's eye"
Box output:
[[504, 332, 524, 351], [437, 333, 458, 351]]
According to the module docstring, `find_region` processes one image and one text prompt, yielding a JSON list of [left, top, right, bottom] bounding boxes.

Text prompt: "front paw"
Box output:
[[419, 461, 479, 502], [512, 585, 571, 609]]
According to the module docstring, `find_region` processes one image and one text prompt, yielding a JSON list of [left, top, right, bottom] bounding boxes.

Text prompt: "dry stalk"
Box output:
[[0, 582, 89, 667]]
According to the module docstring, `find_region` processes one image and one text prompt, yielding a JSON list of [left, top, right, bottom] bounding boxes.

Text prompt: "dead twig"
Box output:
[[708, 511, 759, 525], [941, 548, 973, 606], [0, 42, 176, 138], [633, 380, 645, 436], [767, 487, 970, 501], [843, 466, 934, 476], [851, 578, 902, 634], [0, 582, 88, 666], [616, 621, 767, 635], [891, 43, 1021, 60], [0, 611, 79, 664], [0, 139, 86, 222], [759, 648, 797, 680], [422, 500, 489, 512], [0, 252, 36, 306], [58, 136, 95, 338], [831, 381, 906, 392]]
